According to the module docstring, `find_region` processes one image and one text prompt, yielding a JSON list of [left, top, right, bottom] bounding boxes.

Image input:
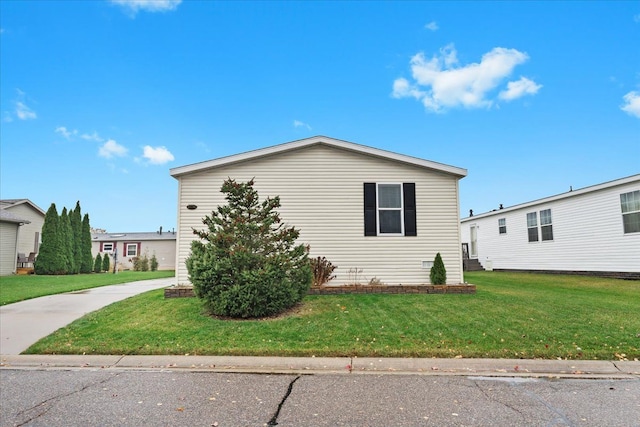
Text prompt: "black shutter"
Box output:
[[364, 183, 377, 236], [403, 183, 417, 236]]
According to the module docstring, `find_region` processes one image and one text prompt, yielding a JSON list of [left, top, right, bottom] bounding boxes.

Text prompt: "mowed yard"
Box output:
[[25, 272, 639, 360]]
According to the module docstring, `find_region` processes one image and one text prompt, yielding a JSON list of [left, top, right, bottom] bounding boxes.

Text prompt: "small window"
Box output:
[[377, 184, 403, 234], [498, 218, 507, 234], [126, 243, 138, 257], [620, 190, 640, 234], [526, 212, 538, 242], [540, 209, 553, 241], [102, 242, 114, 252]]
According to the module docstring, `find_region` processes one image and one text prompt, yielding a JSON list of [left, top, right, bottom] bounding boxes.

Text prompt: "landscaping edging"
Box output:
[[165, 284, 476, 298]]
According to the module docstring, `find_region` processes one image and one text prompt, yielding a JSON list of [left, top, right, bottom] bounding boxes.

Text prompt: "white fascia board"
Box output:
[[461, 173, 640, 222], [170, 135, 467, 179]]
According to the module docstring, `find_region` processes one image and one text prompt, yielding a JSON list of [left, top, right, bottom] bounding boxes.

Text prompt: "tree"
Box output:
[[150, 253, 158, 271], [94, 253, 103, 273], [430, 252, 447, 285], [59, 207, 75, 274], [186, 178, 312, 318], [80, 214, 94, 273], [70, 201, 83, 274], [35, 203, 67, 275], [102, 252, 110, 273]]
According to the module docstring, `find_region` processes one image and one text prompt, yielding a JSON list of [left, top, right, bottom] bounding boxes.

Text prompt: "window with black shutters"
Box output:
[[364, 182, 416, 236]]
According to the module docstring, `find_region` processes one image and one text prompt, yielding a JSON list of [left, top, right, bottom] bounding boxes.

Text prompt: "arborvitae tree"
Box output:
[[430, 252, 447, 285], [70, 201, 83, 274], [102, 252, 111, 273], [94, 253, 103, 273], [59, 207, 75, 274], [186, 178, 312, 318], [80, 214, 94, 273], [150, 253, 159, 271], [35, 203, 66, 275]]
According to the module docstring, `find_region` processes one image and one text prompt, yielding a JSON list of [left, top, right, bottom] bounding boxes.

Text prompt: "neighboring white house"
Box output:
[[0, 199, 46, 275], [170, 136, 468, 286], [460, 174, 640, 279], [92, 230, 177, 271]]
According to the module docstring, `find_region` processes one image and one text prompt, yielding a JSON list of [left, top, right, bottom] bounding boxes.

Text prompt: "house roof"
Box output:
[[461, 173, 640, 222], [0, 209, 31, 225], [92, 232, 177, 242], [170, 135, 468, 179], [0, 199, 46, 216]]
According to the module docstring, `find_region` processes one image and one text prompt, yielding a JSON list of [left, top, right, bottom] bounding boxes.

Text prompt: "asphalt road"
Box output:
[[1, 370, 638, 426]]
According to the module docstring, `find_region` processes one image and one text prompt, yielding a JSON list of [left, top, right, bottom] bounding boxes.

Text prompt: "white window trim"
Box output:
[[376, 183, 404, 236], [526, 212, 538, 243], [498, 218, 507, 235], [540, 208, 554, 241], [102, 242, 114, 252], [126, 243, 138, 257], [621, 190, 640, 234]]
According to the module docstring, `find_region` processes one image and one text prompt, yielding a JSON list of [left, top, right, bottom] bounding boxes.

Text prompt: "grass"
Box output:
[[0, 271, 175, 305], [25, 272, 640, 360]]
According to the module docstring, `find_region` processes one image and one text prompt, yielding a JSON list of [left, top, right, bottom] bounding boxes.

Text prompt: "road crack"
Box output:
[[267, 375, 301, 426], [13, 372, 120, 427]]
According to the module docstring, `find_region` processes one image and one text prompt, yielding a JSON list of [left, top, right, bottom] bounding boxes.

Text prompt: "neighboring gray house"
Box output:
[[170, 136, 468, 286], [460, 174, 640, 278], [0, 199, 45, 275], [92, 230, 177, 271]]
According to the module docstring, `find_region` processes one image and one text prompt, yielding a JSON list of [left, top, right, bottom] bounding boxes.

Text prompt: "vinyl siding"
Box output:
[[0, 222, 19, 275], [461, 178, 640, 273], [175, 144, 464, 285], [3, 204, 44, 255]]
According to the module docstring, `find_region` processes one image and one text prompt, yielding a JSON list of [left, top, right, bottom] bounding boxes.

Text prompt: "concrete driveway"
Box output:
[[0, 277, 174, 355]]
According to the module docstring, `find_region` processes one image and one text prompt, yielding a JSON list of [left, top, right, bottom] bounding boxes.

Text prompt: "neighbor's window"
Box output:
[[498, 218, 507, 234], [540, 209, 554, 241], [526, 212, 538, 242], [101, 242, 114, 252], [126, 243, 138, 257], [377, 183, 403, 234], [620, 190, 640, 234]]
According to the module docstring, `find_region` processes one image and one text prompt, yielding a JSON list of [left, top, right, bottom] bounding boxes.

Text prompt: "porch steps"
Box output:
[[463, 259, 485, 272]]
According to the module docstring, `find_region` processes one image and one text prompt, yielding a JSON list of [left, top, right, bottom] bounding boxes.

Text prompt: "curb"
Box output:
[[1, 355, 639, 379]]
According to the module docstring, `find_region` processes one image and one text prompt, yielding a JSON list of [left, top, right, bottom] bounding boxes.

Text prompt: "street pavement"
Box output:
[[0, 277, 174, 355], [1, 369, 639, 426]]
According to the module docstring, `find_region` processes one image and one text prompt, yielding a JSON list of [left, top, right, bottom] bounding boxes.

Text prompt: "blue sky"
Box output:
[[1, 1, 639, 232]]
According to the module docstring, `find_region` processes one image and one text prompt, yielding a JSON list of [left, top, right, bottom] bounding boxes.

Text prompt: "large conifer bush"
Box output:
[[93, 253, 102, 273], [186, 178, 312, 318], [35, 203, 67, 275], [80, 214, 94, 273]]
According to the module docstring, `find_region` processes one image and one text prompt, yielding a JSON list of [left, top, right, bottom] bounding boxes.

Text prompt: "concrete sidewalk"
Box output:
[[0, 277, 175, 355], [1, 354, 639, 379]]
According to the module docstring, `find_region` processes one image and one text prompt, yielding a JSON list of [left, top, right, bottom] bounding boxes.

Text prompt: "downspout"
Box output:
[[13, 222, 23, 274]]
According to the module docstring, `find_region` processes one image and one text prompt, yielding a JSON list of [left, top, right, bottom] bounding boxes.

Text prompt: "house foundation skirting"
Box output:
[[493, 269, 640, 280], [165, 284, 476, 298]]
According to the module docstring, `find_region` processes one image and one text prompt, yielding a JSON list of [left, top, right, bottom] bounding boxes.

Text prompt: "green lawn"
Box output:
[[0, 271, 175, 305], [25, 272, 640, 360]]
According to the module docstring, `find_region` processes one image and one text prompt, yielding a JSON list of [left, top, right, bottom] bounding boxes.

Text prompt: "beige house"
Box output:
[[170, 136, 467, 286], [91, 231, 176, 271], [0, 199, 45, 275]]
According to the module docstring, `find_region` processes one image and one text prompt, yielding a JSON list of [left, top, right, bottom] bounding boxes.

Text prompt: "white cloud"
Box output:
[[392, 44, 541, 112], [293, 120, 312, 130], [81, 131, 103, 142], [55, 126, 78, 139], [425, 21, 439, 31], [142, 145, 174, 164], [621, 91, 640, 118], [110, 0, 181, 15], [99, 139, 128, 159], [499, 77, 543, 101], [15, 101, 36, 120]]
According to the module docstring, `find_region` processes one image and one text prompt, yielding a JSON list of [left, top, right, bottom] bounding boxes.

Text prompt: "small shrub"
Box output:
[[150, 253, 158, 271], [310, 256, 337, 287], [140, 254, 149, 272], [430, 252, 447, 285], [132, 257, 140, 271], [93, 253, 102, 273], [368, 277, 383, 286], [102, 253, 110, 273]]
